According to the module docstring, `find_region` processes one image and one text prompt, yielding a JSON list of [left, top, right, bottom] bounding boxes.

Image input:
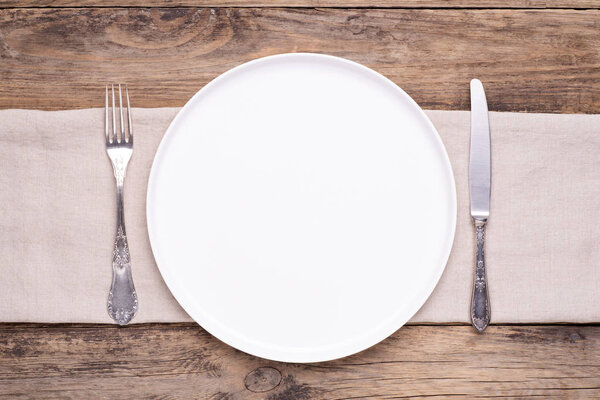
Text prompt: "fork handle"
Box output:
[[107, 183, 138, 325], [471, 219, 490, 333]]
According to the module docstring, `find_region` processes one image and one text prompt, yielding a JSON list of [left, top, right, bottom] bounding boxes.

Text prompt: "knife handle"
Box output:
[[471, 219, 490, 333]]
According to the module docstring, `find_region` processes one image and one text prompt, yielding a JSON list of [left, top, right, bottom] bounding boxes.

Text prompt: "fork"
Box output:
[[105, 84, 138, 325]]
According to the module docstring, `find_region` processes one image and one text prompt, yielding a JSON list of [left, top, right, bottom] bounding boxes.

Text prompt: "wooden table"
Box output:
[[1, 1, 599, 398]]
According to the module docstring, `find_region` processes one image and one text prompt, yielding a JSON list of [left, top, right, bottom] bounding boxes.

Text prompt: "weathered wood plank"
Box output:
[[0, 8, 599, 113], [0, 324, 598, 398], [2, 1, 600, 9]]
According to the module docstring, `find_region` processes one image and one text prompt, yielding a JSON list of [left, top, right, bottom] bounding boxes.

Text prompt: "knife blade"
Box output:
[[470, 79, 491, 220], [469, 78, 491, 333]]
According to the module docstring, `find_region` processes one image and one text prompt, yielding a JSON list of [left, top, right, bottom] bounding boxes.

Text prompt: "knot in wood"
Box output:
[[569, 332, 585, 343], [244, 367, 282, 393]]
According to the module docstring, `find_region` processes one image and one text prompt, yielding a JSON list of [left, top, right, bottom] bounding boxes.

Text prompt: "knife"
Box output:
[[469, 79, 491, 333]]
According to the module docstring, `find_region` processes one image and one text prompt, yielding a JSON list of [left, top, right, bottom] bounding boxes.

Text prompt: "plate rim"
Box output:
[[146, 52, 457, 363]]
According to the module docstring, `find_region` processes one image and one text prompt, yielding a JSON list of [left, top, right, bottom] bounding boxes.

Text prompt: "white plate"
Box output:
[[147, 53, 456, 363]]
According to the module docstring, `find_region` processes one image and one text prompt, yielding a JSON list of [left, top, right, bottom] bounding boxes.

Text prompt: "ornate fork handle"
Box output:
[[107, 177, 138, 325], [471, 219, 490, 332]]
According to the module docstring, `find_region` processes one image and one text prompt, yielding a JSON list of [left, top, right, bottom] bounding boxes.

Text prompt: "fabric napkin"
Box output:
[[1, 108, 598, 323]]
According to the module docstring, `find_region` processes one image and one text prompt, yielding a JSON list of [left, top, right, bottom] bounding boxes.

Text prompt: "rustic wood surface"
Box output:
[[2, 1, 600, 8], [1, 324, 599, 399], [1, 7, 600, 112], [2, 0, 600, 398]]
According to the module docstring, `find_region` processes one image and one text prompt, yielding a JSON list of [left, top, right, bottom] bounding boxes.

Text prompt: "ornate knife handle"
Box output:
[[107, 182, 138, 325], [471, 219, 490, 333]]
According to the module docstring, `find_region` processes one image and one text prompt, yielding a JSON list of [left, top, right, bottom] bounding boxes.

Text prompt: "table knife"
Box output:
[[469, 79, 491, 333]]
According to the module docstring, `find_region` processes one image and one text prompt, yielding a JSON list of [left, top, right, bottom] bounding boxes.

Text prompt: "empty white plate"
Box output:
[[147, 53, 456, 362]]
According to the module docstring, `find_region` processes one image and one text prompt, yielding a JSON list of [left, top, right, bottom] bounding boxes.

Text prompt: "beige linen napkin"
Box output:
[[1, 108, 598, 323]]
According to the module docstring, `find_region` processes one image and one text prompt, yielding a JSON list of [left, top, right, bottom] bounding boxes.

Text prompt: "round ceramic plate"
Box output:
[[147, 53, 456, 363]]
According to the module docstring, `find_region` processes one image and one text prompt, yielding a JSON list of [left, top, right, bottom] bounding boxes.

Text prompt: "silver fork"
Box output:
[[105, 84, 138, 325]]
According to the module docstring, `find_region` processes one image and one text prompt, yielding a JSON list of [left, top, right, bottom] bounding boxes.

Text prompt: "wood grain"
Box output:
[[2, 1, 600, 9], [0, 324, 599, 398], [1, 8, 600, 113]]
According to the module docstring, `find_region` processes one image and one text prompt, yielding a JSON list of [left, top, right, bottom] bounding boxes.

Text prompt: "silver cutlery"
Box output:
[[105, 84, 138, 325], [469, 79, 491, 333]]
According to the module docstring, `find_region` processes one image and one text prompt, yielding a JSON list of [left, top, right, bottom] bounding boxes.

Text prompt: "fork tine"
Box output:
[[111, 84, 117, 143], [118, 84, 124, 143], [105, 85, 109, 143], [125, 84, 132, 143]]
